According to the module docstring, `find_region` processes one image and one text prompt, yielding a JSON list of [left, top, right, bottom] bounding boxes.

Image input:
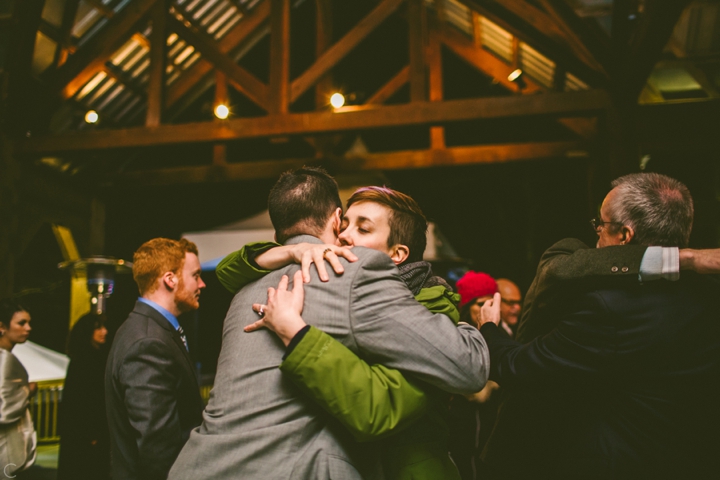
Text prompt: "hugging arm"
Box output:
[[281, 326, 429, 442], [216, 242, 357, 292], [349, 252, 489, 394], [481, 291, 612, 392]]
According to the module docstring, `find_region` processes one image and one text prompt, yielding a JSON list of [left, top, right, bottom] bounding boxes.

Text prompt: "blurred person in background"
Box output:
[[0, 300, 36, 479], [57, 313, 110, 480], [495, 279, 522, 338], [449, 271, 500, 480], [457, 271, 498, 330]]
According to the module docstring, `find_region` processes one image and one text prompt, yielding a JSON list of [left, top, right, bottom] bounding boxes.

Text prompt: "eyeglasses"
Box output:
[[590, 218, 623, 232], [501, 299, 522, 307]]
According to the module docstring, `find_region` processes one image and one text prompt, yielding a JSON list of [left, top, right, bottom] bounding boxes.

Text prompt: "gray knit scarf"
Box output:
[[398, 261, 454, 296]]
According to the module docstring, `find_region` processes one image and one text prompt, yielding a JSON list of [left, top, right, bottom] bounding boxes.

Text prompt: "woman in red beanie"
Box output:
[[456, 271, 498, 328]]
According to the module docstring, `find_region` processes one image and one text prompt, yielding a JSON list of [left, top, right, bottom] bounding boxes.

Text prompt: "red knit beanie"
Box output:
[[456, 271, 498, 307]]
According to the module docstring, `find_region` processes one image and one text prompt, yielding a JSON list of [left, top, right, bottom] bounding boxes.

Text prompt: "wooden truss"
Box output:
[[13, 0, 695, 184]]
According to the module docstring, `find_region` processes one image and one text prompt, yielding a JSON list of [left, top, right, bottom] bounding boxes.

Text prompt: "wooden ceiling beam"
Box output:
[[146, 0, 168, 127], [440, 27, 596, 139], [408, 0, 427, 102], [491, 0, 605, 76], [111, 140, 586, 185], [167, 12, 268, 109], [440, 26, 542, 93], [16, 90, 610, 154], [536, 0, 611, 74], [457, 0, 607, 88], [290, 0, 404, 103], [365, 65, 410, 105], [51, 0, 159, 99], [165, 0, 270, 108], [53, 0, 81, 68], [85, 0, 117, 18], [269, 0, 290, 113]]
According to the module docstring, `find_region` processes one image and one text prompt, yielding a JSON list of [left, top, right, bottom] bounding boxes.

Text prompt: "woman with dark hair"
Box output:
[[0, 299, 36, 478], [57, 313, 110, 480]]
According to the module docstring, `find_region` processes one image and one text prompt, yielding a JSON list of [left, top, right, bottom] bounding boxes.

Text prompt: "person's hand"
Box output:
[[464, 380, 500, 404], [479, 292, 502, 327], [290, 243, 358, 283], [28, 382, 37, 398], [245, 271, 307, 346], [680, 248, 720, 274]]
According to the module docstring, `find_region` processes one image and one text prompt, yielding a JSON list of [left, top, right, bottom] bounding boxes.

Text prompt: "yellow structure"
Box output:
[[51, 225, 90, 329]]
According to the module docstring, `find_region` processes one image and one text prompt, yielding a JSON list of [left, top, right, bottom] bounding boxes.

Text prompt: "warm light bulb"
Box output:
[[508, 69, 523, 82], [85, 110, 99, 124], [330, 93, 345, 109], [215, 104, 230, 119]]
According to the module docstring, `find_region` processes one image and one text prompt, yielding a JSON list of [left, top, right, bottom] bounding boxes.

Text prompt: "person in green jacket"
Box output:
[[219, 186, 464, 480]]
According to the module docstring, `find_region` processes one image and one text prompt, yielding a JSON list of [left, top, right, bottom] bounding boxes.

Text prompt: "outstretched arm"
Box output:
[[216, 241, 357, 293]]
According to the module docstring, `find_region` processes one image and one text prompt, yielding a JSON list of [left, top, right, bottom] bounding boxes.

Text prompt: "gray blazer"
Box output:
[[169, 235, 489, 480]]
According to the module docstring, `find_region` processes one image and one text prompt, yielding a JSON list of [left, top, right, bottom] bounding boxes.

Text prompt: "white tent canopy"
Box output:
[[13, 341, 69, 382], [183, 210, 275, 270]]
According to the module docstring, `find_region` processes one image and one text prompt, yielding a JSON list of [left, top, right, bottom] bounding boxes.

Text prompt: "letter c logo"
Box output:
[[4, 463, 16, 478]]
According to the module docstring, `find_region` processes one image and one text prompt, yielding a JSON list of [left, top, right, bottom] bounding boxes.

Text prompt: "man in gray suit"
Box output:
[[169, 168, 489, 479]]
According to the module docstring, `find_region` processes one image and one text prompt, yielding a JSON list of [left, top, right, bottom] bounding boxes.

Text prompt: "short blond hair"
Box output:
[[132, 238, 198, 295]]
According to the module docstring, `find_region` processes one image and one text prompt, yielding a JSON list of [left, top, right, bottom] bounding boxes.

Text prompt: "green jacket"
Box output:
[[216, 242, 463, 480]]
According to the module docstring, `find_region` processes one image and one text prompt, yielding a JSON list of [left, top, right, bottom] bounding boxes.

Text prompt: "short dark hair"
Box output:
[[268, 167, 342, 244], [347, 186, 427, 263], [0, 299, 26, 329], [607, 173, 694, 247]]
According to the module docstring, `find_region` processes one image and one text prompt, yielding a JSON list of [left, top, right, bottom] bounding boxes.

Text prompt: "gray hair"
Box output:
[[606, 173, 693, 247]]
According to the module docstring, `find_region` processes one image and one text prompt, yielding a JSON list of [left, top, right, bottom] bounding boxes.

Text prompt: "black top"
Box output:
[[480, 273, 720, 479]]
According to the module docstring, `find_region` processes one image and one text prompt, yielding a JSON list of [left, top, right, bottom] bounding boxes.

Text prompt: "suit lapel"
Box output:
[[132, 301, 198, 382]]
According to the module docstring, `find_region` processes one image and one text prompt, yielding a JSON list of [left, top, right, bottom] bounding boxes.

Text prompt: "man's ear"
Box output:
[[162, 272, 176, 291], [332, 207, 343, 236], [620, 225, 635, 245], [389, 244, 410, 265]]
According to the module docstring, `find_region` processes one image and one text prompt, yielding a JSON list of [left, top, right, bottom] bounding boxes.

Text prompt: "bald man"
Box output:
[[496, 278, 521, 338]]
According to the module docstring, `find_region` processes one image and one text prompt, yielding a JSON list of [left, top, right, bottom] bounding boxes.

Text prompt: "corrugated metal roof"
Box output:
[[49, 0, 256, 131]]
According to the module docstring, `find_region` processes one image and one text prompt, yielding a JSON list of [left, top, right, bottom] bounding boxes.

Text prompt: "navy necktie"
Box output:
[[177, 325, 189, 351]]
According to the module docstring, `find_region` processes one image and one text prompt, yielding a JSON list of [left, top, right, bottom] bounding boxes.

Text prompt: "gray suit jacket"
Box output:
[[169, 235, 489, 480]]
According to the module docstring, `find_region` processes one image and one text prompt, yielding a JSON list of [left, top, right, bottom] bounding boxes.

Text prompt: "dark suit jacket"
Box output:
[[481, 241, 720, 479], [105, 301, 203, 480]]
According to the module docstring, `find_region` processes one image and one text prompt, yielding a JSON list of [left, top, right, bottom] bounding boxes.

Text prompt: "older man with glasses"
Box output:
[[479, 173, 720, 479]]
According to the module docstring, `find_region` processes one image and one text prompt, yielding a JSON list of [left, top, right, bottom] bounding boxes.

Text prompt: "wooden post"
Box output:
[[53, 0, 81, 68], [146, 0, 168, 127], [428, 4, 445, 149], [315, 0, 333, 109], [471, 11, 482, 49], [269, 0, 290, 114], [408, 0, 426, 102], [213, 71, 228, 166]]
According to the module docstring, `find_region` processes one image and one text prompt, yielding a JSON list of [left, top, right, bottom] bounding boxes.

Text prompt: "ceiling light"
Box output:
[[330, 93, 345, 109], [214, 104, 230, 119], [85, 110, 99, 124]]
